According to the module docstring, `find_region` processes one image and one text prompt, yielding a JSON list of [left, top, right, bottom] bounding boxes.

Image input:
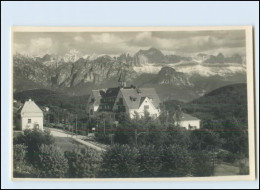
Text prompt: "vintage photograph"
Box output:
[[11, 26, 255, 180]]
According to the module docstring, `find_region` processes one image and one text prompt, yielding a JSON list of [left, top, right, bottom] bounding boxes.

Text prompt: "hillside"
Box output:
[[193, 83, 247, 105], [14, 89, 89, 123], [185, 83, 248, 121], [163, 83, 248, 120]]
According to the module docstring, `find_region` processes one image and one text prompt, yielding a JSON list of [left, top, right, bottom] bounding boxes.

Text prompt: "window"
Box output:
[[144, 105, 149, 110], [28, 119, 31, 123]]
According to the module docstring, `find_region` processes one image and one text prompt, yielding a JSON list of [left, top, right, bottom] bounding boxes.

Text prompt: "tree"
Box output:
[[14, 129, 54, 163], [137, 145, 162, 177], [65, 148, 102, 178], [100, 144, 140, 178], [172, 105, 183, 127], [160, 145, 192, 177], [35, 144, 68, 178], [13, 144, 27, 169], [191, 150, 214, 176]]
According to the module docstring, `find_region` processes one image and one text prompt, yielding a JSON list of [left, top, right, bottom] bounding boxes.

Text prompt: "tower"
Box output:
[[118, 73, 126, 88]]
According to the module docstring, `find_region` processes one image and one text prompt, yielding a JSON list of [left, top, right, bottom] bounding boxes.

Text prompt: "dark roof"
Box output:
[[139, 97, 146, 107], [103, 87, 120, 98], [179, 113, 200, 121], [120, 88, 160, 109], [90, 90, 104, 106], [90, 87, 160, 111]]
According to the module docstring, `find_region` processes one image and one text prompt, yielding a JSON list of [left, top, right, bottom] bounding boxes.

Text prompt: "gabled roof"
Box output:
[[90, 90, 104, 107], [21, 100, 43, 117], [90, 88, 120, 109], [120, 88, 160, 109], [180, 113, 200, 121], [103, 87, 120, 98]]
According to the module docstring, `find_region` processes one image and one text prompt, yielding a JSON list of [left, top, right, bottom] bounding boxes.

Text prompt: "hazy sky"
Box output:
[[13, 30, 246, 57]]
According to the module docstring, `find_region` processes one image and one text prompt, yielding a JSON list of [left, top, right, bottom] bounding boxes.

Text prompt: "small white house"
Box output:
[[175, 113, 200, 130], [20, 99, 44, 130]]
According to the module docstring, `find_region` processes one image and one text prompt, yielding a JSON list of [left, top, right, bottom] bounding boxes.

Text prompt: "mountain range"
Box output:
[[13, 48, 246, 102]]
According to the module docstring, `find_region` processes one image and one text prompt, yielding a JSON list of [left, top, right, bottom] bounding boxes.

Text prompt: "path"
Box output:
[[46, 127, 107, 152]]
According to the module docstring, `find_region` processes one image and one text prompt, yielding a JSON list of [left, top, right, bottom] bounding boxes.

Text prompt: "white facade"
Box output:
[[128, 97, 160, 119], [178, 120, 200, 130], [113, 91, 160, 119], [21, 116, 43, 131], [20, 99, 44, 130]]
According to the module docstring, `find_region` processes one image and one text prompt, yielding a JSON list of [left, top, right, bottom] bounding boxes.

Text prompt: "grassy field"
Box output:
[[214, 158, 249, 176], [54, 137, 87, 153], [214, 163, 240, 176]]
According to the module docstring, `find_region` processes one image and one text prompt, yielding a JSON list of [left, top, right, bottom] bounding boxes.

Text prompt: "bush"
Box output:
[[14, 129, 54, 163], [35, 144, 68, 178], [191, 150, 214, 176], [113, 127, 135, 145], [160, 145, 192, 177], [94, 133, 110, 145], [100, 144, 140, 177], [13, 163, 39, 178], [65, 148, 102, 178], [137, 145, 162, 177], [13, 144, 27, 169], [222, 152, 237, 163]]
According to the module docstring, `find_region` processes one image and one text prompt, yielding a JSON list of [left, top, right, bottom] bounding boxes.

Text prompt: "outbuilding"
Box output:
[[20, 99, 43, 130]]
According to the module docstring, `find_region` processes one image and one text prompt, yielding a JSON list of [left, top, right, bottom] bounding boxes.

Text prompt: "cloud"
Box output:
[[14, 38, 54, 56], [91, 33, 123, 44], [74, 36, 84, 42], [13, 30, 246, 57]]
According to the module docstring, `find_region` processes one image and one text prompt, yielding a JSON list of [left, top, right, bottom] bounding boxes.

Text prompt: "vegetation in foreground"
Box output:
[[13, 126, 248, 178], [13, 83, 249, 178]]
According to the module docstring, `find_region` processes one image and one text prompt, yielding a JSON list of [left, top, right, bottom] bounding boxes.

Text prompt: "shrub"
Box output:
[[65, 148, 102, 178], [35, 144, 68, 178], [160, 145, 192, 177], [100, 144, 140, 177], [13, 163, 39, 178], [218, 151, 237, 163], [189, 130, 223, 151], [13, 144, 27, 169], [113, 127, 135, 145], [137, 145, 162, 177], [94, 133, 110, 145], [191, 150, 214, 176], [14, 129, 54, 163]]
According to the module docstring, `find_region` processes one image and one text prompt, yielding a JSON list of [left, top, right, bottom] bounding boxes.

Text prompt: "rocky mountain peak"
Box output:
[[157, 67, 193, 86]]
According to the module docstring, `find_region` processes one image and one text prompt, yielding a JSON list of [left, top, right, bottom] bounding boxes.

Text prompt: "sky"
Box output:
[[13, 30, 246, 58]]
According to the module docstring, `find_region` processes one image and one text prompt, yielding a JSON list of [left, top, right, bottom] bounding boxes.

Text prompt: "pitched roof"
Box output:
[[21, 100, 43, 117], [120, 88, 160, 109], [180, 113, 200, 121], [90, 90, 104, 107], [103, 87, 120, 98]]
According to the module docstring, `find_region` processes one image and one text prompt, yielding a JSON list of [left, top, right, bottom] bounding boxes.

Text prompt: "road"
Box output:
[[46, 127, 107, 152]]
